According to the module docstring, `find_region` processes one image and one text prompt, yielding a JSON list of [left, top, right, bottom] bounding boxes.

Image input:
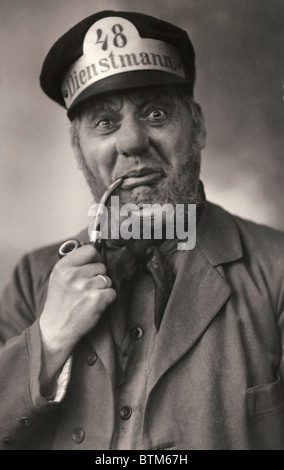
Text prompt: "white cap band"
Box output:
[[61, 17, 185, 109]]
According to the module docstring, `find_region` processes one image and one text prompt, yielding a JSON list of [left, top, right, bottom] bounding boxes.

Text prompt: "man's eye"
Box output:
[[147, 109, 166, 121], [96, 119, 112, 128], [91, 118, 117, 134]]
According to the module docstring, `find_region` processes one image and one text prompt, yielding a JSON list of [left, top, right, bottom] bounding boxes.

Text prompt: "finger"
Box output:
[[94, 274, 112, 289], [91, 287, 117, 307], [77, 262, 107, 278], [59, 244, 102, 267], [85, 274, 112, 289]]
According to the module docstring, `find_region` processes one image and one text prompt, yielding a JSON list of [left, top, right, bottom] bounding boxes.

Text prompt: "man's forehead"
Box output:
[[80, 85, 180, 115]]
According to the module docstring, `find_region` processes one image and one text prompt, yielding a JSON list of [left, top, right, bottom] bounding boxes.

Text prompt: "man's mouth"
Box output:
[[120, 169, 166, 190]]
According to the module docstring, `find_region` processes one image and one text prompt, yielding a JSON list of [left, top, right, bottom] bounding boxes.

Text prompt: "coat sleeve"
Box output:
[[0, 251, 69, 449]]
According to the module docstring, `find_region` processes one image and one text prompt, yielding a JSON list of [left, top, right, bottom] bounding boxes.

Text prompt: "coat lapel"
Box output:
[[148, 202, 243, 393]]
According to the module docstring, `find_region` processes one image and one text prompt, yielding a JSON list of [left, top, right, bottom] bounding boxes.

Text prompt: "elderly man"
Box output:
[[0, 10, 283, 451]]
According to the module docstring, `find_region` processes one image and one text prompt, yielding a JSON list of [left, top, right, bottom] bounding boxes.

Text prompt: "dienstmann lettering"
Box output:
[[64, 50, 177, 99]]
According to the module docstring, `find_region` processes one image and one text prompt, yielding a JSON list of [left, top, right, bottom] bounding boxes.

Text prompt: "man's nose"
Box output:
[[116, 119, 149, 156]]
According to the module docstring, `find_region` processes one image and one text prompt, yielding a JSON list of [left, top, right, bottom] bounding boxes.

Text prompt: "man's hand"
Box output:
[[39, 244, 116, 394]]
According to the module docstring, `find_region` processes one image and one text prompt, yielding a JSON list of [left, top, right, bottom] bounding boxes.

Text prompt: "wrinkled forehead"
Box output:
[[75, 84, 183, 118]]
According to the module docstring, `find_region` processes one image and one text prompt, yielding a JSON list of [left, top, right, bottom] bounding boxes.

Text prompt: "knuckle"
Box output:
[[91, 290, 104, 308], [74, 278, 87, 292], [52, 263, 81, 288]]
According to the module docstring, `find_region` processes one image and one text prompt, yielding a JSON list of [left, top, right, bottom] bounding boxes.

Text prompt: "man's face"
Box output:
[[75, 85, 201, 209]]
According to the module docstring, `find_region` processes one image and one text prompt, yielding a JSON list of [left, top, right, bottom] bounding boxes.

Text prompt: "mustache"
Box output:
[[113, 156, 169, 181]]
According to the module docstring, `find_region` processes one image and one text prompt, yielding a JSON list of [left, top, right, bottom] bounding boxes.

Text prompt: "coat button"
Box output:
[[147, 255, 159, 270], [20, 417, 33, 426], [119, 406, 132, 420], [72, 427, 85, 444], [130, 326, 144, 340], [87, 350, 97, 366]]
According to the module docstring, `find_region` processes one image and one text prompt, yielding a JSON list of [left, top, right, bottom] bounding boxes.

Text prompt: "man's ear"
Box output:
[[196, 120, 206, 150], [69, 121, 84, 169], [194, 103, 206, 150], [72, 145, 85, 171]]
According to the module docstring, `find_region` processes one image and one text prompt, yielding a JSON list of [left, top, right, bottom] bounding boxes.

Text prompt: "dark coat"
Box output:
[[0, 202, 283, 450]]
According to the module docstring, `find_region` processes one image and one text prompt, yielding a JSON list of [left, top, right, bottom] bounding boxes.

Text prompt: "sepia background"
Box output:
[[0, 0, 283, 295]]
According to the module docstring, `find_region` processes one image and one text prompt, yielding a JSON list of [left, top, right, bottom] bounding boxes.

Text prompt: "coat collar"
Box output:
[[196, 202, 243, 266]]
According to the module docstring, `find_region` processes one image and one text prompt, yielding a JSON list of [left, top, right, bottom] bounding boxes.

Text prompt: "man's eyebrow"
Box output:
[[129, 90, 177, 108], [84, 97, 123, 117]]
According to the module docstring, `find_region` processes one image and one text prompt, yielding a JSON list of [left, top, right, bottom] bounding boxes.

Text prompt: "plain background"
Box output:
[[0, 0, 283, 296]]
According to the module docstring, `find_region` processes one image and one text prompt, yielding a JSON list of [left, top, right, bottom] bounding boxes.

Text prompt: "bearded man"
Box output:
[[0, 11, 283, 451]]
